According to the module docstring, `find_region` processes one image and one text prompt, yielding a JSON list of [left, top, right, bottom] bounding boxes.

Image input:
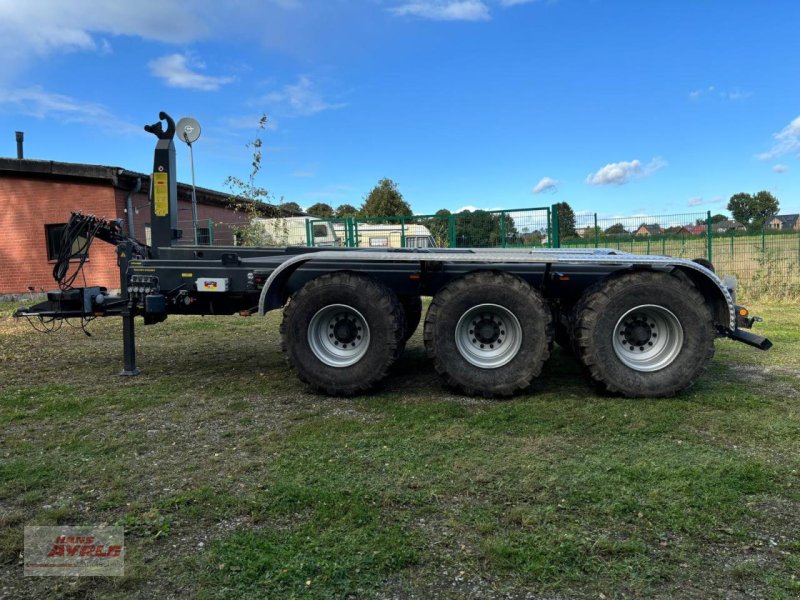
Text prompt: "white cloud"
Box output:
[[292, 170, 315, 178], [0, 1, 209, 69], [689, 85, 751, 101], [0, 86, 138, 133], [773, 164, 789, 174], [687, 196, 724, 207], [532, 176, 559, 194], [757, 116, 800, 161], [585, 157, 666, 186], [148, 53, 234, 91], [390, 1, 491, 21], [498, 0, 539, 5], [263, 76, 346, 117]]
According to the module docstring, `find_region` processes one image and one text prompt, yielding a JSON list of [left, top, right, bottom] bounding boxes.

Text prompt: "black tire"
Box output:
[[423, 271, 552, 397], [399, 295, 423, 343], [280, 272, 404, 396], [572, 271, 715, 398]]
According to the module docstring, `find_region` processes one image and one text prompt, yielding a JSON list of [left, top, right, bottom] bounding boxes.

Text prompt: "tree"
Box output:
[[727, 191, 779, 230], [278, 201, 302, 214], [751, 191, 780, 230], [727, 193, 753, 226], [426, 209, 451, 247], [306, 202, 335, 218], [335, 204, 359, 218], [361, 179, 412, 217], [553, 202, 576, 238], [711, 213, 727, 224], [604, 223, 627, 236]]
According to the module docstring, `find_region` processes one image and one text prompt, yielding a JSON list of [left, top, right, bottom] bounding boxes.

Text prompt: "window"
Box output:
[[45, 223, 87, 261], [313, 224, 329, 239], [405, 236, 434, 248], [369, 237, 389, 247], [196, 227, 211, 245]]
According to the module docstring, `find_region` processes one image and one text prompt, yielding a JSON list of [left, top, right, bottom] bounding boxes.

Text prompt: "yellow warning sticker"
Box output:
[[153, 172, 169, 216]]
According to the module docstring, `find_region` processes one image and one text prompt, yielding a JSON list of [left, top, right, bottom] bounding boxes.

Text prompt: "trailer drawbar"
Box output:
[[15, 111, 772, 398]]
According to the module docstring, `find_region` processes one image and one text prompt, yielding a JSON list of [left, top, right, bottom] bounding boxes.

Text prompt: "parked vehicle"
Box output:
[[16, 112, 772, 398], [251, 216, 340, 247], [332, 222, 437, 248]]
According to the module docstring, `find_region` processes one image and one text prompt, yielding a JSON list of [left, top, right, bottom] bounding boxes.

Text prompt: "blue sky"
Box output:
[[0, 0, 798, 218]]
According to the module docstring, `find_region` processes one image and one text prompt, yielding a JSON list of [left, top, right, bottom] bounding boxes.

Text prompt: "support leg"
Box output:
[[120, 308, 140, 376]]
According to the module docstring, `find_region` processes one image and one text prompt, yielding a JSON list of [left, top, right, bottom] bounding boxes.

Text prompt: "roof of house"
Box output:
[[712, 219, 745, 230], [0, 158, 301, 217], [637, 223, 662, 234], [771, 213, 799, 225], [685, 225, 706, 235]]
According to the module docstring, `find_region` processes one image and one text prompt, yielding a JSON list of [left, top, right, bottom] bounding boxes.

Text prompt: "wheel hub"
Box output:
[[333, 317, 359, 344], [455, 304, 521, 369], [308, 304, 370, 367], [612, 304, 683, 372]]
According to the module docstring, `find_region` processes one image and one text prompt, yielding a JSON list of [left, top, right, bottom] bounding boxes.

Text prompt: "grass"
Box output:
[[0, 300, 799, 598]]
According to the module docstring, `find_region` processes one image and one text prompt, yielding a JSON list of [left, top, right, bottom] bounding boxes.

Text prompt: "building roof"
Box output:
[[637, 223, 662, 234], [711, 219, 746, 231], [0, 157, 300, 217], [771, 213, 799, 226]]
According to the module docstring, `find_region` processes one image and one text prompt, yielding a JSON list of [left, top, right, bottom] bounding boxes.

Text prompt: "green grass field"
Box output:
[[1, 301, 798, 599]]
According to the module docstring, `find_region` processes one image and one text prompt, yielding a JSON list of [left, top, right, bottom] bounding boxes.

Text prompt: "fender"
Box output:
[[256, 248, 736, 330]]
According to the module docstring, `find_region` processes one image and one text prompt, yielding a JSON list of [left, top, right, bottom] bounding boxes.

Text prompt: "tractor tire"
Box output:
[[280, 272, 405, 396], [423, 271, 552, 397], [399, 295, 423, 343], [572, 271, 715, 397]]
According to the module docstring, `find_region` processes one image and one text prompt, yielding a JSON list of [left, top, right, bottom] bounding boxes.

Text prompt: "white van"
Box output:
[[332, 222, 437, 249], [250, 217, 340, 247]]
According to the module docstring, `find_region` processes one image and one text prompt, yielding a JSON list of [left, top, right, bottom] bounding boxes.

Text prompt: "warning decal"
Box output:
[[153, 172, 169, 216]]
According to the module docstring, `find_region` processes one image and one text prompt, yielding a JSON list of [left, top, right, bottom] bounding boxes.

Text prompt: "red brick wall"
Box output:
[[0, 177, 256, 294], [113, 188, 252, 246], [0, 177, 121, 294]]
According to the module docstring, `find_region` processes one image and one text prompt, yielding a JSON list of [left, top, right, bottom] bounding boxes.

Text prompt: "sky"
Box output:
[[0, 0, 798, 219]]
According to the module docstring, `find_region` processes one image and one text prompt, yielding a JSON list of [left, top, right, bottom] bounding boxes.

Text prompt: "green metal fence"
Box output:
[[175, 206, 799, 301], [312, 207, 553, 250], [562, 210, 800, 301]]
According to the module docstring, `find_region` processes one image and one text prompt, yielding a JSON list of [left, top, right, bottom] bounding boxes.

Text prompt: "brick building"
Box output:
[[0, 158, 276, 294]]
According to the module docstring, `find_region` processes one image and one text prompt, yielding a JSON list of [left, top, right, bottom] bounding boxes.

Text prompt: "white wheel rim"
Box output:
[[612, 304, 684, 372], [308, 304, 370, 367], [454, 303, 523, 369]]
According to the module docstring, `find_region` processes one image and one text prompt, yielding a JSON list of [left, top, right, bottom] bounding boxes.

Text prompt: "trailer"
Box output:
[[15, 112, 772, 398]]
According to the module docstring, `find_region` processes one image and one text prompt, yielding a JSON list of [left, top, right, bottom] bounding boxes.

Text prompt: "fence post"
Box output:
[[594, 213, 599, 248], [400, 216, 406, 248], [706, 211, 713, 262], [352, 219, 359, 247], [551, 204, 560, 248], [546, 209, 552, 248], [500, 211, 507, 248], [662, 238, 665, 255], [208, 218, 214, 245], [304, 218, 311, 247], [761, 227, 766, 253], [647, 238, 650, 255], [448, 214, 456, 248]]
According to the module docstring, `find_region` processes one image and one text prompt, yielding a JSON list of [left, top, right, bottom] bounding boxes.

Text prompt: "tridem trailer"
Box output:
[[15, 112, 772, 398]]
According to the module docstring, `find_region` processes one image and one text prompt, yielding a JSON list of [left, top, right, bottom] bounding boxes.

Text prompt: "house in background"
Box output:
[[767, 214, 800, 231], [711, 219, 746, 234], [0, 157, 294, 295], [634, 223, 663, 236], [685, 224, 707, 235]]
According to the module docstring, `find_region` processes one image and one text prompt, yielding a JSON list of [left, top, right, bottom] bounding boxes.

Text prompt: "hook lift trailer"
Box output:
[[15, 111, 772, 398]]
